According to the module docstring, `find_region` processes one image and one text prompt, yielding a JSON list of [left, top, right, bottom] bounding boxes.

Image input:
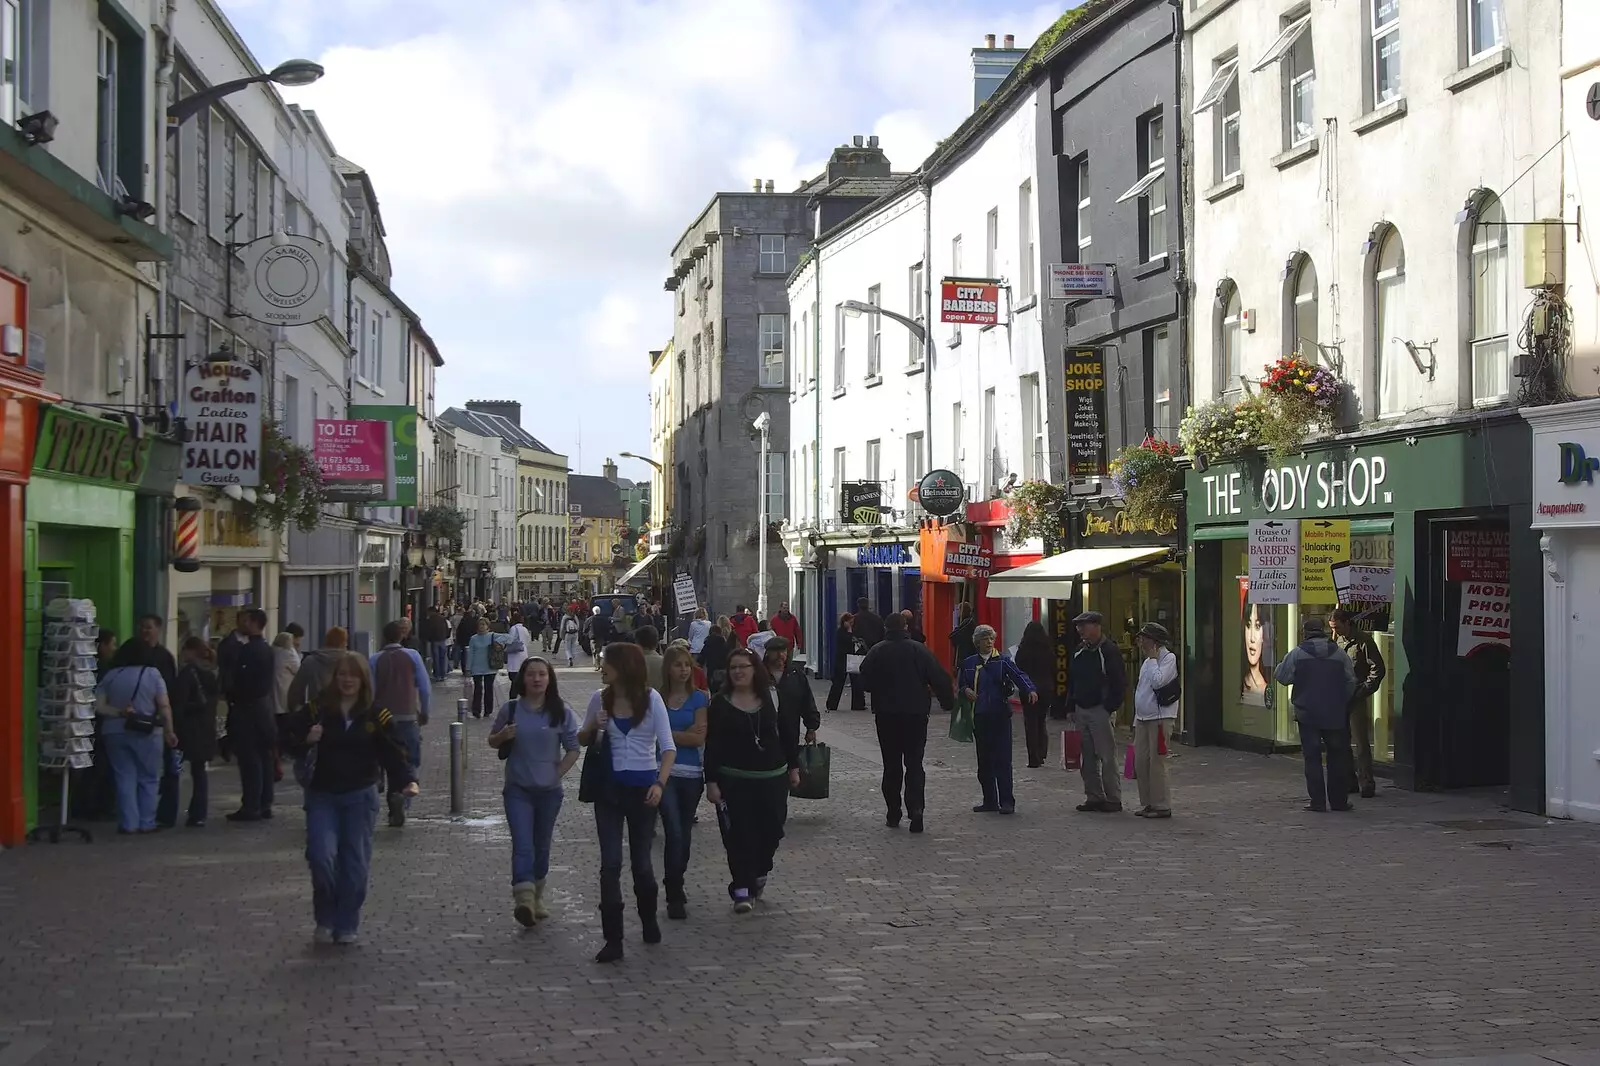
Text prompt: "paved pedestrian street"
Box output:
[[3, 666, 1600, 1066]]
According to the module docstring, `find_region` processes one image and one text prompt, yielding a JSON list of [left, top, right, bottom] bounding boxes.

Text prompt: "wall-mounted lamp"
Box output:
[[222, 484, 245, 501], [16, 110, 58, 146]]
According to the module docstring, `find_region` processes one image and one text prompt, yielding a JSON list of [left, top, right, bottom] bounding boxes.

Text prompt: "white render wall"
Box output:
[[1187, 0, 1562, 417], [1562, 0, 1600, 388]]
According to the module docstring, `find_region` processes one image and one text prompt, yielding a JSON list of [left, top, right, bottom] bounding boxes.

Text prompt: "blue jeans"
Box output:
[[428, 641, 449, 679], [594, 786, 658, 909], [304, 786, 379, 936], [974, 711, 1015, 810], [658, 775, 703, 885], [388, 720, 422, 810], [105, 729, 163, 832], [503, 784, 563, 884]]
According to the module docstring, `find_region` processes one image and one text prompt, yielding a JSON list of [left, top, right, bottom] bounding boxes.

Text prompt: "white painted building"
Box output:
[[442, 410, 517, 604]]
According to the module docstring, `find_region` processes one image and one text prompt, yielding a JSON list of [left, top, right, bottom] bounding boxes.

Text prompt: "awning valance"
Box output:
[[985, 545, 1168, 599], [618, 552, 660, 587]]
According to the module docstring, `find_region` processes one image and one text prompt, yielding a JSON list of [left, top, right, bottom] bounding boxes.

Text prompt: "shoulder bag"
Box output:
[[496, 700, 517, 761], [577, 718, 616, 804], [120, 668, 159, 735]]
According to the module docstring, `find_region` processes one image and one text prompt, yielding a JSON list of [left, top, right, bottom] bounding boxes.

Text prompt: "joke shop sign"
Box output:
[[181, 361, 262, 487]]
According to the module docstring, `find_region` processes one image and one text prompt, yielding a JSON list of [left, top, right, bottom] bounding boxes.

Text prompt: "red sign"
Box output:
[[939, 278, 999, 326], [944, 541, 993, 579], [1444, 528, 1510, 583], [314, 419, 393, 503]]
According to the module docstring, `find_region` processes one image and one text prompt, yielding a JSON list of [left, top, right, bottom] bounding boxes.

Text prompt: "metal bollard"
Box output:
[[449, 721, 464, 815], [456, 697, 468, 723]]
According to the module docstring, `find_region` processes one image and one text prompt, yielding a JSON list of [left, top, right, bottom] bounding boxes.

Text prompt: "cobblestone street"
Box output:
[[3, 666, 1600, 1066]]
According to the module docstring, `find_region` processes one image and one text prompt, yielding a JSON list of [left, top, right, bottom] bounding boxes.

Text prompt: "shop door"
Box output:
[[875, 570, 893, 616], [900, 570, 921, 624], [846, 568, 867, 614], [823, 570, 839, 676]]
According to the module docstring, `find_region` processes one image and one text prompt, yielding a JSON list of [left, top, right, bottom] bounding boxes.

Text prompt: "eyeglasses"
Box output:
[[728, 663, 753, 671]]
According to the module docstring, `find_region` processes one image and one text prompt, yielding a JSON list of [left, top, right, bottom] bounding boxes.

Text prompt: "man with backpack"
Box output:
[[370, 620, 432, 827], [1069, 611, 1128, 814]]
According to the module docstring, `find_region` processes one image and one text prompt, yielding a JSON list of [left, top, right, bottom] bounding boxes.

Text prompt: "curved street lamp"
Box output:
[[167, 59, 327, 127], [617, 451, 663, 472]]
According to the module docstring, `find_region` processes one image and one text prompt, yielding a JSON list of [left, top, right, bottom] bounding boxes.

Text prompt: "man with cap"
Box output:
[[1069, 611, 1128, 813], [1274, 617, 1358, 812]]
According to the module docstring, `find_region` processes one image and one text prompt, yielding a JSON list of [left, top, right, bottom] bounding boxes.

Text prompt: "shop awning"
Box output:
[[985, 546, 1168, 599], [618, 553, 660, 588]]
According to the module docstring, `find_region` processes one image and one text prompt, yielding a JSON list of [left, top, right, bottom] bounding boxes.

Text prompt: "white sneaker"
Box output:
[[313, 926, 334, 944], [333, 931, 360, 945]]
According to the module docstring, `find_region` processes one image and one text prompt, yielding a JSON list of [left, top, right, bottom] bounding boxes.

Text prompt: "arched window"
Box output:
[[1373, 227, 1409, 417], [1290, 256, 1319, 362], [1470, 193, 1509, 404], [1217, 280, 1242, 395]]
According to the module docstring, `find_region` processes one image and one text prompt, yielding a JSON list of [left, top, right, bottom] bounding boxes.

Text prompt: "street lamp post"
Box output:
[[752, 411, 771, 620], [616, 451, 663, 472], [166, 60, 327, 127], [843, 300, 933, 484]]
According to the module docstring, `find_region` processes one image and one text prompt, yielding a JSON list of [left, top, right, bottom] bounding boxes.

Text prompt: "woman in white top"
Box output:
[[687, 607, 711, 656], [1131, 622, 1180, 819], [504, 609, 535, 697], [271, 632, 301, 716], [578, 642, 676, 964]]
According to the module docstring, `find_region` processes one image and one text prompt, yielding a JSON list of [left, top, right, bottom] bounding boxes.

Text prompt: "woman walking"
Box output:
[[825, 612, 867, 711], [172, 636, 221, 827], [1132, 623, 1179, 818], [703, 648, 799, 915], [578, 643, 676, 963], [489, 657, 580, 926], [95, 654, 176, 834], [560, 610, 581, 666], [959, 625, 1037, 815], [467, 617, 510, 718], [284, 653, 417, 945], [687, 607, 711, 659], [504, 610, 534, 698], [701, 616, 731, 692], [657, 645, 708, 920], [1014, 621, 1055, 768]]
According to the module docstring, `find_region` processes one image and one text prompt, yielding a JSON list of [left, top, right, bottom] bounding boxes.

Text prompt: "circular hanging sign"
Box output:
[[239, 235, 329, 325], [917, 469, 966, 516], [1588, 82, 1600, 122]]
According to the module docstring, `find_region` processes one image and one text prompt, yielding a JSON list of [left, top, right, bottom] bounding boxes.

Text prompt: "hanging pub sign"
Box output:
[[915, 468, 966, 516], [236, 234, 331, 326], [840, 481, 882, 524], [939, 277, 1000, 326], [181, 360, 262, 487], [1064, 348, 1108, 478]]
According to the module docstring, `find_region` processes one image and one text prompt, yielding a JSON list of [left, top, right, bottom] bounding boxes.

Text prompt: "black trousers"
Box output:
[[874, 713, 928, 816], [1023, 704, 1049, 766], [229, 703, 276, 816], [826, 669, 865, 710], [1298, 722, 1353, 811], [717, 776, 789, 895], [471, 674, 496, 716], [595, 785, 658, 909]]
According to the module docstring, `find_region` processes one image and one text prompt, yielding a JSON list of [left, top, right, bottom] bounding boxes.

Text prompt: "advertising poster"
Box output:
[[347, 403, 418, 506], [181, 361, 263, 487], [938, 278, 999, 325], [1237, 576, 1276, 709], [1247, 519, 1300, 603], [1298, 519, 1350, 604], [1457, 580, 1511, 657], [314, 419, 394, 503], [1445, 528, 1511, 582], [1063, 348, 1108, 478]]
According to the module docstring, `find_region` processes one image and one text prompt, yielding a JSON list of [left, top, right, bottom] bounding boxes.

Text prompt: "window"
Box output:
[[808, 302, 818, 383], [351, 296, 368, 376], [7, 0, 44, 122], [1219, 281, 1243, 394], [95, 26, 118, 195], [1252, 16, 1314, 147], [906, 432, 926, 491], [909, 262, 926, 364], [284, 197, 301, 236], [233, 135, 251, 243], [255, 162, 272, 241], [208, 108, 227, 242], [1467, 0, 1504, 59], [951, 402, 963, 469], [1148, 327, 1173, 440], [834, 305, 848, 388], [866, 284, 881, 378], [759, 234, 786, 274], [1017, 182, 1035, 300], [1470, 195, 1509, 404], [985, 207, 999, 278], [177, 303, 198, 371], [177, 79, 200, 219], [1291, 256, 1319, 361], [1373, 227, 1409, 417], [690, 335, 702, 410], [1372, 0, 1401, 105], [982, 388, 1000, 488], [764, 451, 786, 519], [833, 447, 847, 507], [1192, 58, 1240, 182], [759, 312, 786, 388], [796, 311, 807, 389], [865, 439, 881, 482], [1020, 374, 1043, 479], [1, 1, 20, 126], [1075, 157, 1092, 252], [1118, 112, 1167, 263], [370, 312, 384, 386], [283, 374, 300, 438]]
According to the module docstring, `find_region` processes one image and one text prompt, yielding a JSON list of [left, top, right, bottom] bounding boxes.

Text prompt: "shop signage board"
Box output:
[[31, 406, 151, 487], [847, 543, 915, 567], [673, 572, 696, 614], [1064, 348, 1108, 478], [1078, 502, 1181, 547], [938, 278, 999, 325], [1444, 528, 1511, 582], [347, 404, 418, 506], [1458, 581, 1511, 657], [1528, 416, 1600, 526], [236, 234, 330, 326], [943, 541, 993, 579], [314, 419, 394, 503], [840, 481, 882, 524], [1048, 263, 1114, 300], [1332, 563, 1395, 602], [1248, 519, 1300, 603], [915, 469, 966, 516], [181, 361, 262, 487], [1298, 519, 1350, 604]]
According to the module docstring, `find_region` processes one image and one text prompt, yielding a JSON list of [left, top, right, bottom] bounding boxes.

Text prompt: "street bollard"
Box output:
[[449, 721, 464, 815], [456, 697, 468, 723]]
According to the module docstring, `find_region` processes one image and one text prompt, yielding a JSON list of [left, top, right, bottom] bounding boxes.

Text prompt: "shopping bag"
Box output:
[[949, 693, 975, 744], [1060, 727, 1082, 770], [845, 653, 865, 674], [791, 742, 830, 799], [1158, 726, 1169, 757], [1123, 743, 1137, 780]]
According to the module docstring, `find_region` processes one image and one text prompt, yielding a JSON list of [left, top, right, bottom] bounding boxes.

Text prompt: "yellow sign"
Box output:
[[204, 508, 263, 548], [1299, 518, 1350, 604]]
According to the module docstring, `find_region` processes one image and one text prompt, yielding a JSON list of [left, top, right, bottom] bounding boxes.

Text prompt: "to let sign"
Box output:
[[1248, 519, 1300, 603], [181, 361, 262, 487], [939, 278, 999, 326], [1064, 348, 1108, 478]]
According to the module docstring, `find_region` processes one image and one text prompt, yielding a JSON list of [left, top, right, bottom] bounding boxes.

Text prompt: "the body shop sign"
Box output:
[[314, 419, 394, 503], [939, 278, 999, 326], [181, 361, 262, 487]]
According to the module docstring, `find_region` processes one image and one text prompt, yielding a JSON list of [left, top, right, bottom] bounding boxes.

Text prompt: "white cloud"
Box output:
[[222, 0, 1062, 465]]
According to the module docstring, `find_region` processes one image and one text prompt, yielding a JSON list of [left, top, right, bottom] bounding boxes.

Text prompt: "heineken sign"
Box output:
[[916, 469, 966, 516], [32, 406, 150, 487]]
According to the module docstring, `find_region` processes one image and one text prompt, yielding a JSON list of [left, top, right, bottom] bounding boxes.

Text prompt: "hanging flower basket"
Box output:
[[1256, 355, 1344, 459], [1109, 437, 1181, 526], [1005, 479, 1070, 542], [1179, 398, 1264, 466], [216, 421, 326, 533], [418, 504, 468, 554]]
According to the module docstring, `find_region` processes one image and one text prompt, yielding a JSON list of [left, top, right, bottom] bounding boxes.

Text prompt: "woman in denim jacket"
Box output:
[[958, 624, 1037, 815]]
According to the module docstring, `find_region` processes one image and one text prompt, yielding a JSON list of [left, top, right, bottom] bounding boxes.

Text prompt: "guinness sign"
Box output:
[[840, 481, 882, 524]]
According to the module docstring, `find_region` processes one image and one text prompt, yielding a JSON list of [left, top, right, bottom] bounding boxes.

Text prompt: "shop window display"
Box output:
[[1081, 561, 1183, 728]]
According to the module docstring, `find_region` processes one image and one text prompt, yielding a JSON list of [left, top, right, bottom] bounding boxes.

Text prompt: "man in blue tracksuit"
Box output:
[[1275, 617, 1358, 813]]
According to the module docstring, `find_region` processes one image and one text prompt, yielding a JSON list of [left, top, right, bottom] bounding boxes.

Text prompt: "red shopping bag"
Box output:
[[1124, 743, 1137, 780], [1060, 728, 1082, 770], [1158, 727, 1169, 756]]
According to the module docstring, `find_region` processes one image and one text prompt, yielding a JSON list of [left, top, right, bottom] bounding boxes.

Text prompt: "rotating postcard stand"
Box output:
[[28, 598, 98, 843]]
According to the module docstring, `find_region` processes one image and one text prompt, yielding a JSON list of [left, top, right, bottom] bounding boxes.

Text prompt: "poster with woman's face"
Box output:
[[1238, 578, 1275, 708]]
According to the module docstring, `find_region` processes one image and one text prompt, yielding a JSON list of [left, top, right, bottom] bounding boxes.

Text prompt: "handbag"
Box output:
[[293, 708, 320, 787], [948, 692, 975, 744], [790, 742, 830, 800], [1124, 742, 1137, 780], [1154, 676, 1181, 707], [506, 629, 526, 656], [1060, 726, 1083, 770], [577, 727, 615, 804], [119, 668, 159, 734], [496, 700, 516, 762]]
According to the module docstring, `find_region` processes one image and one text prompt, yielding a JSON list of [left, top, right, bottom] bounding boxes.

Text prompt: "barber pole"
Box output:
[[173, 497, 201, 573]]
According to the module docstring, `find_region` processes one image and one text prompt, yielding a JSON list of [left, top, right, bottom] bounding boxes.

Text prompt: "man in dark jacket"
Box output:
[[422, 607, 452, 681], [1069, 611, 1129, 814], [225, 608, 278, 822], [1330, 608, 1386, 798], [762, 638, 819, 751], [949, 602, 977, 666], [900, 609, 927, 643], [1276, 617, 1358, 813], [454, 609, 478, 676], [858, 613, 955, 834], [852, 597, 885, 650]]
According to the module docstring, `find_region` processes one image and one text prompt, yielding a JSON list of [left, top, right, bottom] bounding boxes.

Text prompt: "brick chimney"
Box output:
[[825, 137, 892, 183], [971, 32, 1027, 110], [465, 399, 522, 427], [603, 458, 618, 483]]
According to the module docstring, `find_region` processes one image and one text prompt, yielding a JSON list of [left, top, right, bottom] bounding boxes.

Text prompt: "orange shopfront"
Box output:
[[918, 501, 1045, 677]]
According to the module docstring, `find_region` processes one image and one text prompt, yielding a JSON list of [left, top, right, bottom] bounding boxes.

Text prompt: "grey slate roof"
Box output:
[[439, 407, 554, 454], [567, 474, 626, 520]]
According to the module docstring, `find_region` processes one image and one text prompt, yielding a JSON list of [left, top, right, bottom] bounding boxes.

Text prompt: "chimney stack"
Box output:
[[852, 134, 864, 148], [868, 135, 879, 149], [603, 458, 618, 483], [753, 178, 762, 192], [972, 32, 1026, 109], [984, 33, 996, 48], [1004, 33, 1015, 48], [764, 179, 775, 193]]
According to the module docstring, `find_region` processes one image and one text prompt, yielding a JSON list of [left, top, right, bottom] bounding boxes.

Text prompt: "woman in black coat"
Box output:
[[825, 613, 867, 711], [172, 636, 222, 826], [1014, 621, 1055, 768], [700, 620, 730, 692]]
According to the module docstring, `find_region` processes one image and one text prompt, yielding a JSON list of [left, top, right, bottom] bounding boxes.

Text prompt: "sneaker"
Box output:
[[1150, 809, 1173, 819], [1099, 803, 1124, 813], [332, 932, 359, 945], [1075, 801, 1102, 812], [1134, 807, 1153, 818], [313, 926, 334, 944], [751, 877, 766, 900], [733, 899, 754, 915], [998, 804, 1015, 815], [225, 810, 261, 822], [972, 803, 1000, 813]]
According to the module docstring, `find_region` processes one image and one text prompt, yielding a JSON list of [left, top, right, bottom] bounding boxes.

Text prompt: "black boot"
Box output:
[[665, 879, 687, 921], [637, 886, 662, 944], [595, 903, 625, 964]]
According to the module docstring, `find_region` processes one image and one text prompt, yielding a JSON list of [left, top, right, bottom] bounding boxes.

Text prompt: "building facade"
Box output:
[[568, 472, 628, 599]]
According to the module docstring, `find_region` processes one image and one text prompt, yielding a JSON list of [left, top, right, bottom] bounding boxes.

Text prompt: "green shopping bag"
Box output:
[[949, 693, 975, 743], [791, 742, 830, 799]]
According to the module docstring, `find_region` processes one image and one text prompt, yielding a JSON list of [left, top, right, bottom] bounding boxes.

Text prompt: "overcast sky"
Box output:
[[218, 0, 1062, 476]]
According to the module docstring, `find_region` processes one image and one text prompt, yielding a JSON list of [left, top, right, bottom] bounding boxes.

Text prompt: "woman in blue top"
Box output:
[[578, 642, 676, 964], [959, 624, 1038, 816], [488, 657, 580, 927], [466, 617, 511, 719], [656, 644, 708, 921], [96, 659, 177, 834]]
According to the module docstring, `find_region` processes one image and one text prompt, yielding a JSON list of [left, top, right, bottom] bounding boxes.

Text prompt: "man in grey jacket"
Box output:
[[1275, 617, 1358, 813]]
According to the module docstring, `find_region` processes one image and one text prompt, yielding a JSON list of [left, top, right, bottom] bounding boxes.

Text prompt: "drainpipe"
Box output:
[[141, 0, 178, 630], [812, 237, 823, 648], [1169, 0, 1192, 420], [921, 176, 934, 479]]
